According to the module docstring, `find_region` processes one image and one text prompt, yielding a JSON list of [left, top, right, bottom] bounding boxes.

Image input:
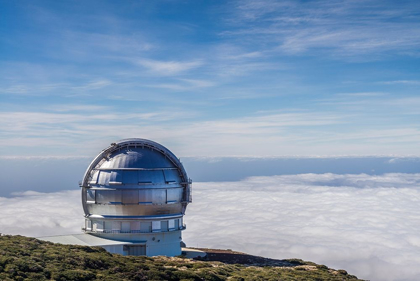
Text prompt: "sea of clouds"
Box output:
[[1, 173, 420, 281]]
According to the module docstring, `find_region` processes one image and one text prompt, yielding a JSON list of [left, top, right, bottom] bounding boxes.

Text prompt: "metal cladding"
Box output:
[[80, 139, 192, 256]]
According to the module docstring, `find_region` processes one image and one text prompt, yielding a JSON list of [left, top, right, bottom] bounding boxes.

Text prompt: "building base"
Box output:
[[38, 230, 182, 257]]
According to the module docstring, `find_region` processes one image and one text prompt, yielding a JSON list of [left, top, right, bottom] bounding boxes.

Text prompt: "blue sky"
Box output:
[[1, 0, 420, 157], [2, 3, 420, 279]]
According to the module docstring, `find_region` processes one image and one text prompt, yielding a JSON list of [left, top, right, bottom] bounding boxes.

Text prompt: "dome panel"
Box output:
[[99, 148, 176, 170], [138, 170, 166, 185]]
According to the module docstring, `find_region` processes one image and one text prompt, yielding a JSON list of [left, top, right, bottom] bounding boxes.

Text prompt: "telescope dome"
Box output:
[[80, 138, 192, 256]]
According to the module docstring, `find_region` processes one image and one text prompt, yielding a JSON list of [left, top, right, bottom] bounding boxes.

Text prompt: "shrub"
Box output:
[[0, 235, 363, 281], [54, 269, 96, 281]]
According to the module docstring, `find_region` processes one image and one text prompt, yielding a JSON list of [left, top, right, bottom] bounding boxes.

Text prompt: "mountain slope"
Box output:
[[0, 235, 363, 280]]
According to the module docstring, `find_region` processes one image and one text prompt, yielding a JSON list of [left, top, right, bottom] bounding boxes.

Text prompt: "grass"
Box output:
[[0, 235, 363, 280]]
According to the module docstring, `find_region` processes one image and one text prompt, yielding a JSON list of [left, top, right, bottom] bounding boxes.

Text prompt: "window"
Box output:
[[93, 221, 103, 231], [127, 245, 146, 256], [152, 221, 161, 232], [104, 221, 112, 231], [112, 221, 121, 231], [161, 221, 168, 232], [121, 222, 131, 232], [96, 221, 104, 231], [168, 219, 175, 230], [140, 222, 151, 232], [131, 221, 140, 231]]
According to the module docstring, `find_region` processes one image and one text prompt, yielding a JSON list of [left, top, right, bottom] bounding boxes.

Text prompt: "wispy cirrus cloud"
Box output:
[[1, 0, 419, 158], [70, 79, 113, 91], [1, 107, 420, 157], [48, 104, 111, 112], [380, 80, 420, 85], [0, 109, 341, 156], [335, 92, 386, 97], [24, 5, 155, 61], [145, 78, 215, 91], [0, 80, 113, 96], [225, 0, 420, 58], [318, 94, 420, 116], [136, 59, 203, 75]]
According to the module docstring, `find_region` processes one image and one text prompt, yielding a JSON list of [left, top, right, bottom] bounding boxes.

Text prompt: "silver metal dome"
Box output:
[[81, 138, 191, 218], [80, 139, 192, 256]]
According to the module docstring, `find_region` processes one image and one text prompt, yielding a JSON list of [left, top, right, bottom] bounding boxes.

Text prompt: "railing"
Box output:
[[188, 179, 192, 202], [82, 224, 186, 234]]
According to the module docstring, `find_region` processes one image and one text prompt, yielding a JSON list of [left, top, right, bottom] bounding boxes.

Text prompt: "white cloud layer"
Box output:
[[0, 190, 82, 237], [186, 174, 420, 281], [3, 107, 420, 157], [1, 173, 420, 281]]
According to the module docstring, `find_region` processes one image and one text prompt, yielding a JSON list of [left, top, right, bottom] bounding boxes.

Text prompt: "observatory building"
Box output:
[[40, 138, 192, 257]]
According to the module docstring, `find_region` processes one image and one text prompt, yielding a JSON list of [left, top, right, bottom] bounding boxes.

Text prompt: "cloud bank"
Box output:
[[1, 173, 420, 280], [0, 190, 81, 237], [186, 173, 420, 281]]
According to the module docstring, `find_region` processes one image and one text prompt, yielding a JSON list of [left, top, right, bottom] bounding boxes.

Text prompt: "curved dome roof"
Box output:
[[100, 148, 176, 169], [82, 138, 188, 186], [81, 139, 191, 218]]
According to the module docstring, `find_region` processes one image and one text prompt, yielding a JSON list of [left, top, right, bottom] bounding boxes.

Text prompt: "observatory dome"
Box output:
[[80, 138, 192, 256]]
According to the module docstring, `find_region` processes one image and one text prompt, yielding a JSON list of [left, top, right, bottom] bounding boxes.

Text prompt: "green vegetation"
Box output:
[[0, 235, 362, 280]]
